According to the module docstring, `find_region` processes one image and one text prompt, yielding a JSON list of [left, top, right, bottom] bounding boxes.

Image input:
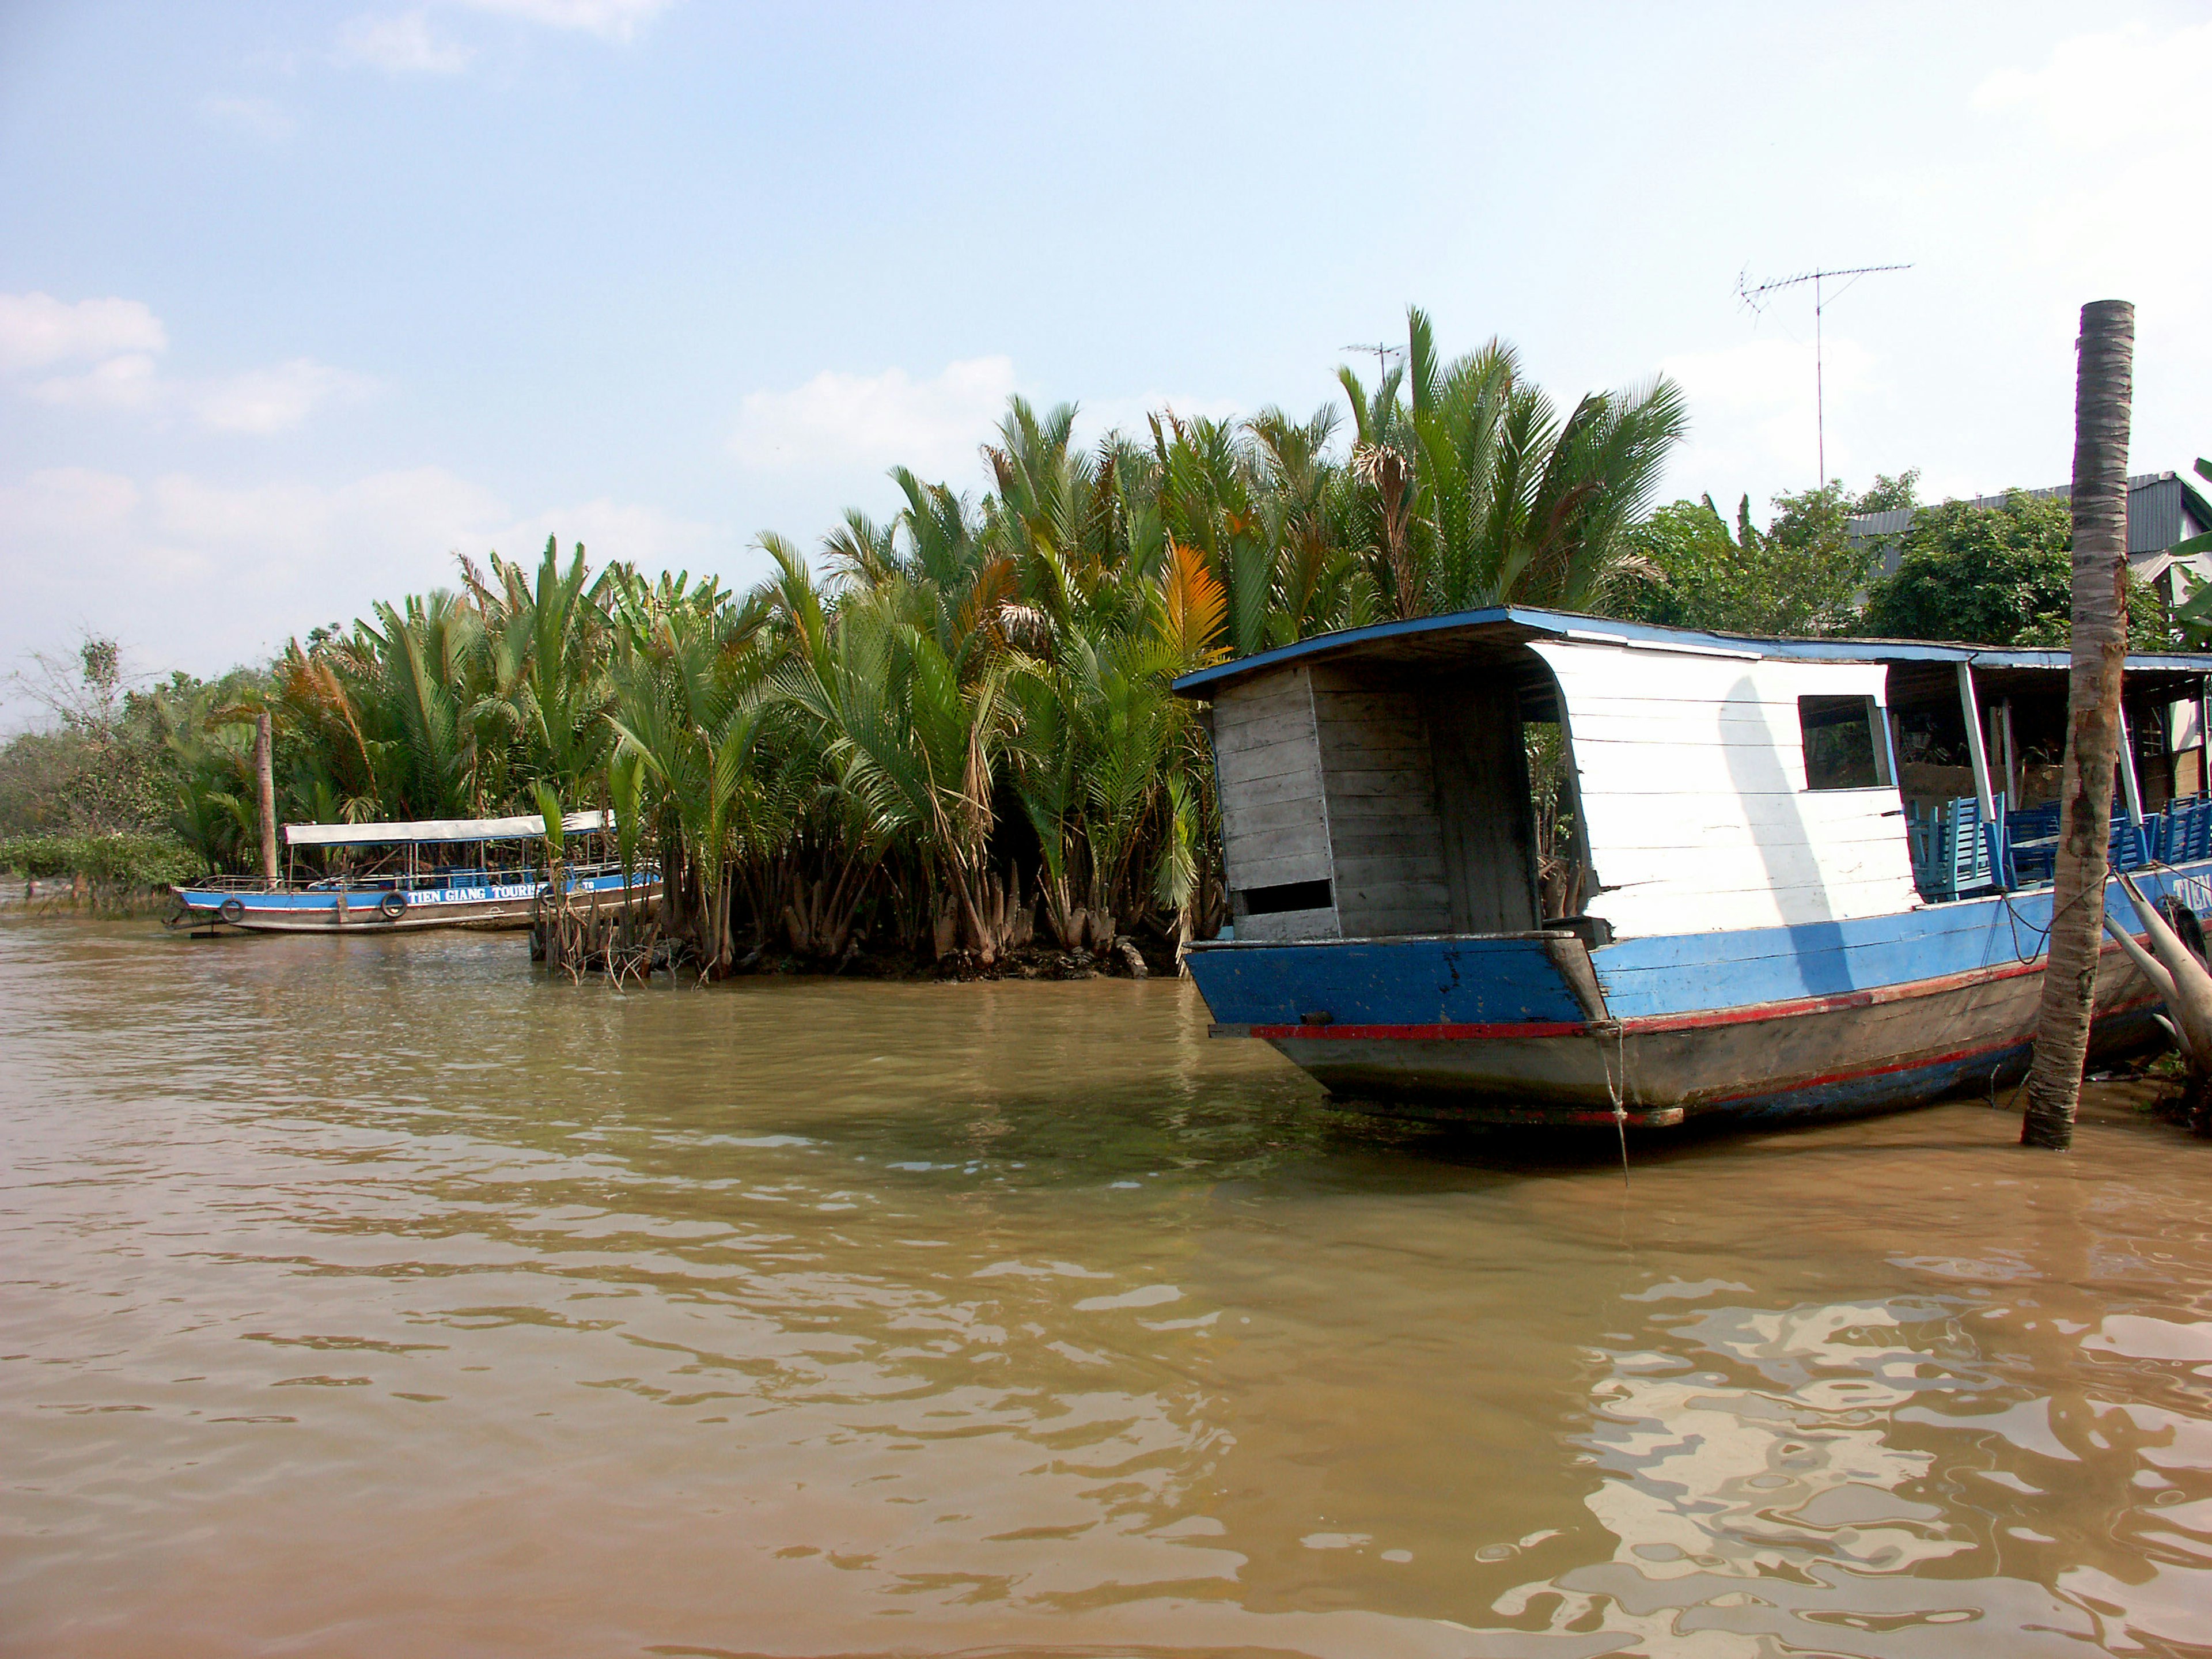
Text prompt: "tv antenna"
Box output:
[[1342, 342, 1403, 381], [1736, 262, 1910, 488]]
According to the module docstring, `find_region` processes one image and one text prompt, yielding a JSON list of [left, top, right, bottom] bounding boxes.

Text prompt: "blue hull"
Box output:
[[173, 871, 658, 934], [1187, 867, 2209, 1128]]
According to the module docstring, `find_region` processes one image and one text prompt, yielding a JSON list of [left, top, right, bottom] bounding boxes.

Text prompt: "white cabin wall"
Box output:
[[1208, 666, 1342, 942], [1531, 641, 1921, 937]]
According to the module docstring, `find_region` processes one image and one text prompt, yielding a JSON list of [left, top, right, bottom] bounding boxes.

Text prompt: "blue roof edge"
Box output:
[[1168, 604, 2212, 697]]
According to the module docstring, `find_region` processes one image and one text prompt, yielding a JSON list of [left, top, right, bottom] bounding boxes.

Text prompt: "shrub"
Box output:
[[0, 831, 200, 892]]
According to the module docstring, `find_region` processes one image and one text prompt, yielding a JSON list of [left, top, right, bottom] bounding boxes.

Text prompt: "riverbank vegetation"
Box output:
[[1, 307, 2179, 970]]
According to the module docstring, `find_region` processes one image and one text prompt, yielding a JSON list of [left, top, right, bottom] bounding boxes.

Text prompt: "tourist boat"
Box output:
[[171, 810, 659, 934], [1174, 607, 2212, 1129]]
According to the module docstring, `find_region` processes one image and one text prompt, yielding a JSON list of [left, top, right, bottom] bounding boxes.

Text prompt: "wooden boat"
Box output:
[[1173, 607, 2212, 1130], [171, 810, 659, 934]]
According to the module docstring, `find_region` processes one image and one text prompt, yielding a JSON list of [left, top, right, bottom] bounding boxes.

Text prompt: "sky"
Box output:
[[4, 1, 2210, 726]]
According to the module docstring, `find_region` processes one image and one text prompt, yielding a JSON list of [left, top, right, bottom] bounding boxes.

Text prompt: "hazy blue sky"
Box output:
[[3, 2, 2208, 721]]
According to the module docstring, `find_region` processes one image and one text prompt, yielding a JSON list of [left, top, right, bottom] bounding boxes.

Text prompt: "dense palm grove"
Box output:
[[1, 308, 2176, 963]]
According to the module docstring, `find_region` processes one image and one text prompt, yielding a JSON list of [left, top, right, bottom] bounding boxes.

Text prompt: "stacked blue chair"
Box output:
[[1904, 800, 1933, 895], [2007, 801, 2062, 843], [2112, 814, 2154, 872], [2161, 794, 2212, 865], [1913, 795, 1998, 903]]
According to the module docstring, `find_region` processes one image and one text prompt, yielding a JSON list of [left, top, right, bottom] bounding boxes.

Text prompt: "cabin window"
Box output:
[[1238, 878, 1334, 916], [1799, 695, 1892, 790]]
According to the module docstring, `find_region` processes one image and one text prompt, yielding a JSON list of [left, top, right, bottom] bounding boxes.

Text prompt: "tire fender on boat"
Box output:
[[378, 891, 407, 921], [218, 897, 245, 924]]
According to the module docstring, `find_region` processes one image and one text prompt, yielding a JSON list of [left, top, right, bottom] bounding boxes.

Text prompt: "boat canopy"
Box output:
[[283, 810, 613, 849], [1170, 605, 2212, 700]]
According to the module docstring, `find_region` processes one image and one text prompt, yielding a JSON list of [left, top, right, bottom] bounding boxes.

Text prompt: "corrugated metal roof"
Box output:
[[1847, 470, 2212, 565]]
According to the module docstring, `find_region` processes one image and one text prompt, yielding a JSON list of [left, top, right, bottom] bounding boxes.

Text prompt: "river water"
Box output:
[[3, 922, 2210, 1657]]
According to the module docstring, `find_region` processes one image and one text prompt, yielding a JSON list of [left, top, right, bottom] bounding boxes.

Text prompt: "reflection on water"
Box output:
[[3, 922, 2210, 1657]]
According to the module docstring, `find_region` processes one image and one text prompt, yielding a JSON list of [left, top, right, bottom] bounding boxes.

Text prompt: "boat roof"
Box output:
[[1169, 605, 2212, 699], [283, 809, 613, 849]]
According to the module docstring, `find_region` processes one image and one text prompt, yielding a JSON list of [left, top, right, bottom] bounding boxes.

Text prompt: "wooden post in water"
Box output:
[[2024, 300, 2135, 1151], [254, 711, 279, 889]]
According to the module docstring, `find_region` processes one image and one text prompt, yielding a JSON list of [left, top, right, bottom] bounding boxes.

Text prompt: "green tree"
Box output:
[[1618, 472, 1918, 636], [1340, 306, 1688, 617], [1859, 490, 2165, 646]]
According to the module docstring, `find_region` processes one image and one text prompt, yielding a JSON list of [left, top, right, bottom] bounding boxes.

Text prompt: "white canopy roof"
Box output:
[[283, 810, 612, 848]]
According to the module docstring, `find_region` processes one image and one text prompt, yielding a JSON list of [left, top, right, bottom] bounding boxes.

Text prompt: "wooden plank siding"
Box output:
[[1310, 666, 1453, 937], [1210, 661, 1551, 943], [1208, 666, 1341, 942], [1423, 676, 1541, 933], [1531, 641, 1921, 936]]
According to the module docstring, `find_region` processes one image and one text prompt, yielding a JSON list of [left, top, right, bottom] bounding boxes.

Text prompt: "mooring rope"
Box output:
[[1597, 1018, 1630, 1189]]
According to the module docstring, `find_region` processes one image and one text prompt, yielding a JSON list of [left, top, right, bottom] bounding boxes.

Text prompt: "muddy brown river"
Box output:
[[3, 921, 2210, 1656]]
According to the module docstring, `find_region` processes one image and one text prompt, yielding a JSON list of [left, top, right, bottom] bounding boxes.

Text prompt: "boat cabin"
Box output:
[[1172, 609, 2212, 946], [281, 809, 622, 892]]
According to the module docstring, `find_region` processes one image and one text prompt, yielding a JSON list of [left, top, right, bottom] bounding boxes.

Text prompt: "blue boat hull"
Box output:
[[1187, 867, 2210, 1127], [172, 871, 659, 934]]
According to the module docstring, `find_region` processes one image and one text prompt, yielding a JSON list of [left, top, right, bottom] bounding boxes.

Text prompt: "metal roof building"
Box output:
[[1847, 469, 2212, 579]]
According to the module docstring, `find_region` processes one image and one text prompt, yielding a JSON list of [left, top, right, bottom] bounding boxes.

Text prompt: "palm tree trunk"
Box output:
[[2023, 300, 2135, 1150]]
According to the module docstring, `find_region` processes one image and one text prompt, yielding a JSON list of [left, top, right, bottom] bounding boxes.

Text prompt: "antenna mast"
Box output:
[[1342, 342, 1403, 381], [1737, 263, 1910, 488]]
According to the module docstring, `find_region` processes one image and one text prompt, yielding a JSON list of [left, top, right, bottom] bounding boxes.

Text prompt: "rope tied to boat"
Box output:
[[1594, 1018, 1630, 1188]]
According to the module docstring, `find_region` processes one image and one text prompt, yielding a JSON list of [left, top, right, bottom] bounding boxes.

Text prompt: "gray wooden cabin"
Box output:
[[1202, 649, 1554, 945]]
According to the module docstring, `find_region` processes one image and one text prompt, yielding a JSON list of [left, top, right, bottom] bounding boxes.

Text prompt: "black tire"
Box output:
[[218, 897, 245, 924], [378, 891, 407, 921]]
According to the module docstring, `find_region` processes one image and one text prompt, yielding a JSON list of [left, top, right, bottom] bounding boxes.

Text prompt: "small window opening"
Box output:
[[1238, 878, 1333, 916], [1800, 695, 1892, 790]]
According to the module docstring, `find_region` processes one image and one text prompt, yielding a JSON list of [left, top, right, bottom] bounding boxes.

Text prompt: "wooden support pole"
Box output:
[[1957, 662, 2006, 887], [2200, 685, 2210, 799], [254, 711, 279, 889], [2118, 703, 2145, 827], [1957, 662, 1996, 820]]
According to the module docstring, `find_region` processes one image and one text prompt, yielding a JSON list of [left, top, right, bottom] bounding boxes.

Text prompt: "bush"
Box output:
[[1859, 491, 2169, 646], [0, 831, 200, 891]]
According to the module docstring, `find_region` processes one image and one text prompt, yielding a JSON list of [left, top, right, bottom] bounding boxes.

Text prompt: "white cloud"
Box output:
[[1, 292, 372, 435], [199, 95, 296, 141], [1969, 23, 2212, 282], [1658, 335, 1878, 502], [338, 10, 475, 74], [1972, 22, 2212, 152], [26, 352, 372, 434], [729, 356, 1017, 480], [457, 0, 673, 41], [0, 464, 726, 725], [1663, 335, 1872, 414], [490, 497, 718, 569], [29, 353, 166, 414], [0, 293, 166, 373], [191, 358, 377, 435], [1, 467, 142, 540]]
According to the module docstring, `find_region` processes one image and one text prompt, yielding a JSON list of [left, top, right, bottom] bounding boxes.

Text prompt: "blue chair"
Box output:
[[1912, 795, 1999, 903], [2112, 814, 2153, 872], [2161, 794, 2212, 864]]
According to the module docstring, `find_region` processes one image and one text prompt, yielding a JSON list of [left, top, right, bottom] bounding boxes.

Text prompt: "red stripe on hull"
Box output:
[[1249, 937, 2141, 1045], [1697, 991, 2158, 1105]]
